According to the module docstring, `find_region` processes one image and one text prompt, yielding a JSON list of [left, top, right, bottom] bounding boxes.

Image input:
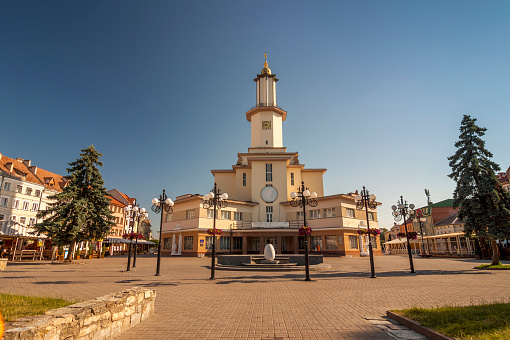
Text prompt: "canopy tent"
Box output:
[[104, 237, 155, 245]]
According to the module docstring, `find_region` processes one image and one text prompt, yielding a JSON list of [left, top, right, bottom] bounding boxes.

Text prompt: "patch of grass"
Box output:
[[0, 293, 78, 322], [476, 263, 510, 270], [395, 303, 510, 340]]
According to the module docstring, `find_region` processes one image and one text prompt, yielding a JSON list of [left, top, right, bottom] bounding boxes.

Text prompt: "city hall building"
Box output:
[[161, 59, 381, 257]]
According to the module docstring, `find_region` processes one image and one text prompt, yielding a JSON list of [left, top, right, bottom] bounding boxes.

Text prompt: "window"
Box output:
[[0, 197, 8, 207], [16, 185, 23, 193], [163, 238, 172, 250], [298, 236, 305, 249], [186, 209, 196, 219], [20, 217, 26, 225], [368, 212, 375, 221], [166, 214, 173, 222], [349, 235, 359, 249], [242, 173, 246, 186], [13, 199, 20, 209], [325, 235, 339, 250], [220, 210, 231, 220], [184, 236, 193, 250], [346, 208, 355, 218], [233, 237, 242, 250], [11, 216, 16, 221], [206, 236, 214, 250], [22, 201, 30, 210], [3, 182, 11, 191], [34, 189, 41, 197], [26, 187, 33, 195], [220, 237, 230, 250], [207, 209, 214, 218], [31, 203, 39, 212], [311, 236, 322, 251], [252, 237, 260, 251], [29, 218, 36, 226], [266, 206, 273, 222], [0, 214, 4, 221], [296, 211, 304, 220], [234, 212, 242, 221], [370, 236, 377, 249], [291, 173, 294, 185], [309, 209, 320, 219], [323, 208, 336, 218], [265, 163, 272, 181]]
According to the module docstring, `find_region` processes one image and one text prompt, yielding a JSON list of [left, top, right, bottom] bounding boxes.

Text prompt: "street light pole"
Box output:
[[202, 183, 228, 280], [132, 208, 148, 268], [290, 181, 318, 281], [355, 186, 378, 278], [391, 196, 416, 273], [123, 204, 139, 272], [152, 190, 174, 276]]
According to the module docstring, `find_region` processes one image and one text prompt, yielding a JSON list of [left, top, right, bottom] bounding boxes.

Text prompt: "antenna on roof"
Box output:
[[424, 189, 433, 206]]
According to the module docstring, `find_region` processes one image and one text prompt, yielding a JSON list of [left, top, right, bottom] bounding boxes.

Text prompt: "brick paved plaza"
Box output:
[[1, 255, 509, 339]]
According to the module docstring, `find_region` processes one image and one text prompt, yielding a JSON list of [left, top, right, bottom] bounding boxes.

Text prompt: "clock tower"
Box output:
[[245, 55, 287, 150]]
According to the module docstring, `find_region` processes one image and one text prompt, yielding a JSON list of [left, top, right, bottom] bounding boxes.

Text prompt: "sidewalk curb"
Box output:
[[386, 311, 454, 340]]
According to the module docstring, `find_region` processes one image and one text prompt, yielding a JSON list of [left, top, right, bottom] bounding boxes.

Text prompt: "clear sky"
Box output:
[[2, 1, 509, 236]]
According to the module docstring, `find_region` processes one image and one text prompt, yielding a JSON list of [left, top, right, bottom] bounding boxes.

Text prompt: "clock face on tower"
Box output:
[[261, 185, 278, 203], [262, 121, 272, 130]]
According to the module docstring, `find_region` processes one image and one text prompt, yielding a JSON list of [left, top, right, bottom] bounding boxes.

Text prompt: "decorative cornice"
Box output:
[[246, 106, 287, 122]]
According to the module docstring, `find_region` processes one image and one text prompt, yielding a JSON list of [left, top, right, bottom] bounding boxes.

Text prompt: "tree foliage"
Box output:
[[35, 146, 114, 247], [448, 115, 510, 263]]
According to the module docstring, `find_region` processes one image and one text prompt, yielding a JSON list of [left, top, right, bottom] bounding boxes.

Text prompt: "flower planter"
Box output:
[[57, 255, 64, 261]]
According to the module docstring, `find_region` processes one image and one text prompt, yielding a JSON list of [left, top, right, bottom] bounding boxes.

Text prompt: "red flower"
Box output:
[[298, 226, 312, 236], [207, 228, 223, 236]]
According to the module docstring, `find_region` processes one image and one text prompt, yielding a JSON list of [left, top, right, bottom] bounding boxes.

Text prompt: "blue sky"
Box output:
[[2, 1, 509, 235]]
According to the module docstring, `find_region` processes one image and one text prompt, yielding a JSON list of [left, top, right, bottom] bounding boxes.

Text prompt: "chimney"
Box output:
[[23, 159, 31, 167], [5, 162, 13, 172], [0, 153, 2, 160], [29, 165, 38, 175]]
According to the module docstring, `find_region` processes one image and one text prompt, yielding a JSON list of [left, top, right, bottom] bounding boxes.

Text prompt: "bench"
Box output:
[[12, 250, 40, 261]]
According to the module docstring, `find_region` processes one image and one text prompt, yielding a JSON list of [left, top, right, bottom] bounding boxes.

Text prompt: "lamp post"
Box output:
[[132, 209, 148, 268], [354, 186, 377, 278], [151, 190, 174, 276], [202, 183, 228, 280], [123, 204, 142, 272], [391, 196, 416, 273], [290, 181, 318, 281], [411, 210, 428, 257]]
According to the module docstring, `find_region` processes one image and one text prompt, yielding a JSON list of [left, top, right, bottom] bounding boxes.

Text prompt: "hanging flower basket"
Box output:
[[123, 232, 145, 240], [207, 228, 223, 236], [357, 228, 380, 236], [397, 231, 418, 240], [298, 226, 312, 236]]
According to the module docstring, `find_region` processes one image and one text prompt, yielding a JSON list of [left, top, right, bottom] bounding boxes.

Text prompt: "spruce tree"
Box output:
[[448, 115, 510, 265], [35, 145, 114, 261]]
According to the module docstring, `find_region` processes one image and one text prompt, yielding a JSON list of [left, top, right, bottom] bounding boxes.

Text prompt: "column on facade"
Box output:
[[293, 236, 299, 254], [242, 236, 247, 255], [259, 236, 264, 254], [276, 235, 282, 254], [457, 236, 462, 256]]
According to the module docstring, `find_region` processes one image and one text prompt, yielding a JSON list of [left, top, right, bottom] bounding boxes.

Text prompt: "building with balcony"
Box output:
[[160, 59, 381, 257]]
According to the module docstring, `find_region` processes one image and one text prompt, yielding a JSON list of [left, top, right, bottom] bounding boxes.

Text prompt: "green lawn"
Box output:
[[0, 293, 77, 322], [395, 303, 510, 340], [476, 263, 510, 270]]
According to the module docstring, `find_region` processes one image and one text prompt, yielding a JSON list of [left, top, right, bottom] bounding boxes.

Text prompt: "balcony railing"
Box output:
[[231, 221, 301, 230]]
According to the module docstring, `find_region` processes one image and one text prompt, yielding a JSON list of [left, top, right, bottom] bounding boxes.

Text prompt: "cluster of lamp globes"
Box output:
[[354, 193, 377, 203], [290, 190, 317, 199], [391, 202, 414, 212], [203, 192, 228, 201], [124, 205, 149, 219], [152, 197, 175, 207]]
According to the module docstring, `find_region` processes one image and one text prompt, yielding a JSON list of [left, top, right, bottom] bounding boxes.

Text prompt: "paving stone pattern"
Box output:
[[1, 255, 509, 339]]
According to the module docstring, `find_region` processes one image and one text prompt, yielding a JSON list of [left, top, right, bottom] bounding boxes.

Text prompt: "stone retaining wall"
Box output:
[[3, 287, 156, 340]]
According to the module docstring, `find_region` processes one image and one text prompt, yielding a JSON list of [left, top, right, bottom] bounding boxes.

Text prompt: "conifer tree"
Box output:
[[448, 115, 510, 265], [35, 145, 114, 261]]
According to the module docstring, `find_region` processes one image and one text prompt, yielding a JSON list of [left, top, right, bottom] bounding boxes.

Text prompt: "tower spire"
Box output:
[[264, 51, 268, 67]]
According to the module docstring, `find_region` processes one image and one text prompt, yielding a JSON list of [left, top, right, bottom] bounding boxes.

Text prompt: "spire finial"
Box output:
[[264, 51, 268, 67]]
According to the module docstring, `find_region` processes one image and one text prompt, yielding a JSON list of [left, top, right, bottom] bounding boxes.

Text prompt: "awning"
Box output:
[[0, 220, 47, 239]]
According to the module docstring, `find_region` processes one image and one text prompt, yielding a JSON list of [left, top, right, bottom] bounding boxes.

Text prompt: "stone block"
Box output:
[[126, 295, 136, 306], [0, 258, 7, 271], [122, 317, 131, 332], [78, 324, 98, 337], [111, 310, 125, 321], [124, 305, 135, 317], [130, 312, 141, 326], [110, 320, 124, 338]]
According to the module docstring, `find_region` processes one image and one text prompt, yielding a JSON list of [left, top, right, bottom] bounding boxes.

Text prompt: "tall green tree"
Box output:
[[35, 145, 114, 261], [448, 115, 510, 265]]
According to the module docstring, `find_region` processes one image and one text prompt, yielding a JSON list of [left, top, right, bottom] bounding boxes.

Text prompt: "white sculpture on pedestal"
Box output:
[[264, 243, 275, 261]]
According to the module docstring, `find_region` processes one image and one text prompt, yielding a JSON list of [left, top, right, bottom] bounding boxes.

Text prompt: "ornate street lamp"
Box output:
[[202, 183, 228, 280], [290, 181, 318, 281], [152, 190, 174, 276], [354, 186, 378, 278], [411, 209, 428, 257], [124, 204, 146, 272], [391, 196, 416, 273]]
